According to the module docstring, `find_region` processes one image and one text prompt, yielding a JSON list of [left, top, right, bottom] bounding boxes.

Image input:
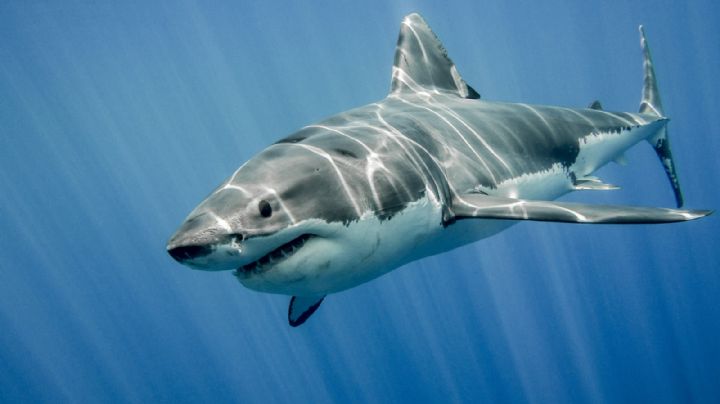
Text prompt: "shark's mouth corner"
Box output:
[[237, 234, 315, 276]]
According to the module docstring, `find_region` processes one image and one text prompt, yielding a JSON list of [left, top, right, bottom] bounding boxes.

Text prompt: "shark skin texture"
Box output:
[[167, 14, 711, 327]]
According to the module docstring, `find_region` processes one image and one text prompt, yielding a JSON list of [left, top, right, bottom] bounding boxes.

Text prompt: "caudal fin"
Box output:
[[639, 26, 683, 207]]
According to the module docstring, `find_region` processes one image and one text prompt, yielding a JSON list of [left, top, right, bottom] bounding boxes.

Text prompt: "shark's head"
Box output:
[[166, 131, 431, 295]]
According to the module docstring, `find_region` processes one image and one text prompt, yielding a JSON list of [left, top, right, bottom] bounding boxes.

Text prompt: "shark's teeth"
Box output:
[[239, 234, 314, 274]]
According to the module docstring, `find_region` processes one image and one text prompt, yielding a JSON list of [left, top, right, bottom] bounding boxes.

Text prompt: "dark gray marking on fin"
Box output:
[[650, 132, 683, 207], [466, 84, 481, 100]]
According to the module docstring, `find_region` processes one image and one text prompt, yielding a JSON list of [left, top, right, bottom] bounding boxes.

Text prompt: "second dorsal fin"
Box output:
[[390, 13, 480, 99], [588, 100, 603, 110]]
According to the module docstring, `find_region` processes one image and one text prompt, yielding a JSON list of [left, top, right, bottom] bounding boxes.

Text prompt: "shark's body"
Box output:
[[167, 14, 710, 326]]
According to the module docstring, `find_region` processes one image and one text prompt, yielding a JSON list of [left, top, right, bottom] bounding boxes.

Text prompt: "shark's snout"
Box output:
[[167, 244, 212, 263], [166, 234, 243, 270], [166, 210, 245, 270]]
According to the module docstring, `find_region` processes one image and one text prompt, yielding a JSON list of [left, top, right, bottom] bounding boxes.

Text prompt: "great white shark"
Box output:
[[167, 14, 711, 326]]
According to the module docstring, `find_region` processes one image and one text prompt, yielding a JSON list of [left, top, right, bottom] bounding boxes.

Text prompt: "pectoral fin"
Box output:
[[452, 194, 711, 224], [288, 295, 325, 327]]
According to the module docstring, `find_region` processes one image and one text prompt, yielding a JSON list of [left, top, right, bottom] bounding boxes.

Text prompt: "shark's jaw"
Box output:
[[235, 234, 315, 278]]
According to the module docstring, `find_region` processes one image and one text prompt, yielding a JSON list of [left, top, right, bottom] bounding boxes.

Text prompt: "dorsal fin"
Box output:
[[390, 13, 479, 99]]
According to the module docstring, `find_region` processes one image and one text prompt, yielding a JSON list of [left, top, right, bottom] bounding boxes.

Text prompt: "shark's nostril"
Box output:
[[168, 245, 212, 262]]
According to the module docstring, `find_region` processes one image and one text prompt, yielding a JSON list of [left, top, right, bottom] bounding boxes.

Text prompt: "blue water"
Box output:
[[1, 1, 719, 402]]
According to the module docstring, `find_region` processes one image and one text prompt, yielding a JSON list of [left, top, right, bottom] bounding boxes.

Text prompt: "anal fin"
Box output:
[[288, 295, 325, 327], [573, 176, 620, 191]]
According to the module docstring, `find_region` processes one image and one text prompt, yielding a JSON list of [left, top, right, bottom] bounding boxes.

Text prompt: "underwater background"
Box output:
[[1, 1, 719, 402]]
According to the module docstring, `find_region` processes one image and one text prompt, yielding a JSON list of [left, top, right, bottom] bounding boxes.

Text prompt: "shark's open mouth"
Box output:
[[239, 234, 314, 274]]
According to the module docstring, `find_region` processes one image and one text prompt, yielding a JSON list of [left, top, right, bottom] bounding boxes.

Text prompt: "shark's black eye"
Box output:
[[258, 200, 272, 218]]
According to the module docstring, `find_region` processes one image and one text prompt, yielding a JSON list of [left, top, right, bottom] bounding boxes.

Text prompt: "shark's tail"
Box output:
[[639, 26, 683, 207]]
